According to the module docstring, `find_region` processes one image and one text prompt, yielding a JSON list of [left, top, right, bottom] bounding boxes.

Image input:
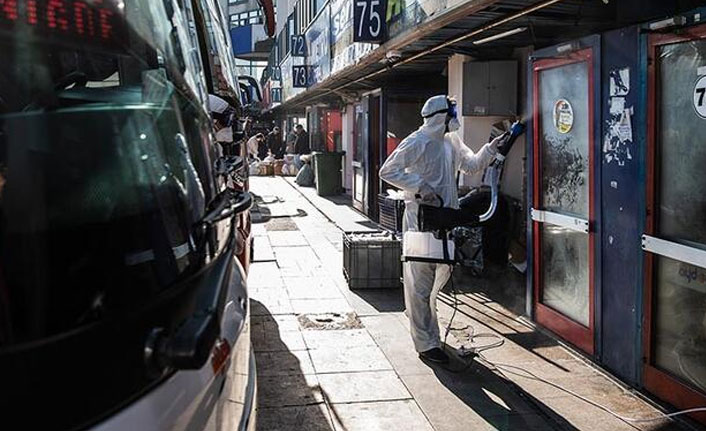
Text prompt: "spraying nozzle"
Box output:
[[495, 120, 526, 160]]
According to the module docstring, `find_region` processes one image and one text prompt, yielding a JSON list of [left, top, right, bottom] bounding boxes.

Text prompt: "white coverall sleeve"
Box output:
[[379, 137, 427, 193], [451, 133, 497, 175]]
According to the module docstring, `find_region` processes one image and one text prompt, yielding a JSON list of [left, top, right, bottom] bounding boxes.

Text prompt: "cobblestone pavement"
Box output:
[[248, 176, 703, 431]]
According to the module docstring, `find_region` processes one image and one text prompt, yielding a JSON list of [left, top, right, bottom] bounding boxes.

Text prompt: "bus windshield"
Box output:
[[0, 0, 218, 346]]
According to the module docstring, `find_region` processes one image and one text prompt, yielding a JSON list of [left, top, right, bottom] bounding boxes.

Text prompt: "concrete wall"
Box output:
[[447, 53, 527, 202]]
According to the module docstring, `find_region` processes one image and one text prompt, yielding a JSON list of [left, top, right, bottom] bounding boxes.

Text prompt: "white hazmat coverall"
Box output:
[[379, 95, 498, 353]]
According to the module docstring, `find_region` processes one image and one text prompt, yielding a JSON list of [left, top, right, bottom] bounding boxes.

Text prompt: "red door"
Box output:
[[643, 25, 706, 424], [532, 49, 595, 355]]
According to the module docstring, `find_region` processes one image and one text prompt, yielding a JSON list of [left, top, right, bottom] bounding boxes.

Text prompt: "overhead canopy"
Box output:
[[272, 0, 700, 111]]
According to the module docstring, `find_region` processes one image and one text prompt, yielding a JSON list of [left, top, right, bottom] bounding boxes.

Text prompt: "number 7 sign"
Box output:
[[353, 0, 386, 42], [694, 75, 706, 119]]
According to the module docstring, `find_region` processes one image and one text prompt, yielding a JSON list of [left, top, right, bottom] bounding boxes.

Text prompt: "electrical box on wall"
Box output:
[[462, 60, 518, 116]]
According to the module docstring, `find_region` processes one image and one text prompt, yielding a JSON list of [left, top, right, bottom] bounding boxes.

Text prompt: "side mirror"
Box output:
[[145, 313, 219, 372], [200, 189, 252, 225], [214, 155, 244, 177]]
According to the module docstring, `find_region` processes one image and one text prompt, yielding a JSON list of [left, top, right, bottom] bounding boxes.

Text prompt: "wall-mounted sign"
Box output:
[[271, 87, 282, 103], [271, 66, 281, 81], [306, 5, 331, 86], [353, 0, 386, 42], [553, 99, 574, 134], [292, 65, 309, 88], [693, 75, 706, 119], [291, 34, 307, 57], [331, 0, 351, 43]]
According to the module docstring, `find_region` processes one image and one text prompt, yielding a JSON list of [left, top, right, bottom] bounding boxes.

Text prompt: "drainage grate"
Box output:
[[297, 312, 363, 330], [265, 217, 299, 231]]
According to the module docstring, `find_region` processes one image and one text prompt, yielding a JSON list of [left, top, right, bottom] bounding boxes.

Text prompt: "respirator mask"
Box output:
[[446, 99, 460, 132], [423, 97, 460, 132]]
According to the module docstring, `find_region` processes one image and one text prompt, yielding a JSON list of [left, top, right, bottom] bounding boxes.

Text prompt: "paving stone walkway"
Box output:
[[248, 176, 703, 431]]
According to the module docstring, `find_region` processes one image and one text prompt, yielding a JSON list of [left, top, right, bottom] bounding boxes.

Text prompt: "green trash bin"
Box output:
[[313, 151, 344, 196]]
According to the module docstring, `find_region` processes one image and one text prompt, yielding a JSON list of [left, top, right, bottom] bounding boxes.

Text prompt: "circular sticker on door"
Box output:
[[693, 75, 706, 119], [553, 99, 574, 134]]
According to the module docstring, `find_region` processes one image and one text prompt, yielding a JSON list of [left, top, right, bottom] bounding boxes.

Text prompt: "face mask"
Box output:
[[216, 127, 233, 143], [447, 117, 461, 132]]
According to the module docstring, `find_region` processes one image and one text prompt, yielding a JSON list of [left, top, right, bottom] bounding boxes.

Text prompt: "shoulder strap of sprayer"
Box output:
[[441, 229, 450, 262]]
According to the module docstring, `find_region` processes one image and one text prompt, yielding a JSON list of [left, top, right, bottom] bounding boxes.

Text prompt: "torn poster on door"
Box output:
[[609, 67, 630, 96], [604, 66, 634, 166], [617, 108, 633, 142], [604, 106, 634, 165], [609, 96, 625, 115]]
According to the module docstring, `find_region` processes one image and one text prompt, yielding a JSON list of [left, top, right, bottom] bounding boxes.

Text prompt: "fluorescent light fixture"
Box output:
[[473, 27, 528, 45]]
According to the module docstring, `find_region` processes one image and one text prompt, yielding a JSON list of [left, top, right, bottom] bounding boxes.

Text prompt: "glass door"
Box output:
[[352, 102, 367, 212], [532, 49, 595, 354], [644, 27, 706, 421]]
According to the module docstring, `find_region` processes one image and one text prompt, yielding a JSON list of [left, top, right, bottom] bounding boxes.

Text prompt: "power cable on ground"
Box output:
[[440, 271, 706, 425]]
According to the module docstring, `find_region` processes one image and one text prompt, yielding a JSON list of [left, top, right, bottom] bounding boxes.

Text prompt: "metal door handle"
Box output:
[[531, 208, 589, 233]]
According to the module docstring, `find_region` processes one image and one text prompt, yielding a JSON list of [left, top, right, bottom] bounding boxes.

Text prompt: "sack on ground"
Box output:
[[295, 163, 314, 186]]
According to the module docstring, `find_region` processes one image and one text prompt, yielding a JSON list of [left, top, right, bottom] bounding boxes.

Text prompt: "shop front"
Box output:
[[529, 37, 601, 356], [643, 24, 706, 421], [352, 91, 383, 218], [527, 16, 706, 423]]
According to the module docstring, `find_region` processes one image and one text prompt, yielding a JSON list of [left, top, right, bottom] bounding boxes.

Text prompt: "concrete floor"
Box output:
[[247, 176, 704, 431]]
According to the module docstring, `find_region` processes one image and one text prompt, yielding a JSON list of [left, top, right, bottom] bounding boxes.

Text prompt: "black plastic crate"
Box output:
[[377, 194, 405, 232], [343, 231, 401, 289]]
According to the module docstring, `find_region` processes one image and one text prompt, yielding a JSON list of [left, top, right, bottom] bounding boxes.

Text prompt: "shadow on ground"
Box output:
[[427, 350, 581, 431], [439, 269, 706, 431], [349, 288, 405, 313], [251, 299, 336, 431], [250, 193, 307, 225]]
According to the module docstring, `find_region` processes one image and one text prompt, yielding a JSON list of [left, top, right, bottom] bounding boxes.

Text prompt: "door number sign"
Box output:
[[292, 66, 309, 88], [291, 35, 306, 57], [353, 0, 386, 42], [693, 75, 706, 119]]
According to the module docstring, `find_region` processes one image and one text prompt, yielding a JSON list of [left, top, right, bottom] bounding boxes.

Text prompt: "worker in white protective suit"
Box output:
[[379, 95, 504, 364]]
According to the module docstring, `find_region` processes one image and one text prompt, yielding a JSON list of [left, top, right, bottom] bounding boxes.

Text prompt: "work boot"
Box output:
[[419, 347, 449, 364]]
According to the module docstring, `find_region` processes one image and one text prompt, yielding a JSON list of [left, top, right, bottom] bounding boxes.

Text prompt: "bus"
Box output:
[[0, 1, 256, 429]]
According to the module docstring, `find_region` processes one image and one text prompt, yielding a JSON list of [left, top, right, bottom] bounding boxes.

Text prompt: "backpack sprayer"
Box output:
[[403, 120, 526, 264]]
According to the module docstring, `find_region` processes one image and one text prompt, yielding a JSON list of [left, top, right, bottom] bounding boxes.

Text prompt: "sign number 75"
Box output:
[[354, 0, 385, 42]]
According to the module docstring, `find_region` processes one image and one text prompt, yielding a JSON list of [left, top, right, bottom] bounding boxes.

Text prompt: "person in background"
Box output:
[[247, 133, 265, 160], [294, 124, 310, 155], [267, 127, 284, 158], [243, 116, 253, 137], [257, 131, 270, 160], [209, 94, 235, 149], [285, 127, 297, 154]]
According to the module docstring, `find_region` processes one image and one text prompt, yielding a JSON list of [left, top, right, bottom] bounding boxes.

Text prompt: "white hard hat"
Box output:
[[421, 95, 449, 118]]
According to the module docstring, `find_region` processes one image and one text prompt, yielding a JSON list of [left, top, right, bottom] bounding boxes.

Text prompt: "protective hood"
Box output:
[[419, 112, 447, 142], [419, 95, 452, 141], [421, 95, 449, 117]]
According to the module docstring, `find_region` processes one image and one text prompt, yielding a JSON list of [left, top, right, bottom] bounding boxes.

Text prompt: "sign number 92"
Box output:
[[353, 0, 386, 42]]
